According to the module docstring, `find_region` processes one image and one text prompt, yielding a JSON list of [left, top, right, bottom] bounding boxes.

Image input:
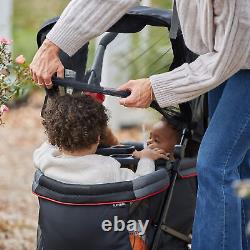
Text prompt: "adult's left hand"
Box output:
[[30, 39, 64, 88], [118, 78, 155, 108]]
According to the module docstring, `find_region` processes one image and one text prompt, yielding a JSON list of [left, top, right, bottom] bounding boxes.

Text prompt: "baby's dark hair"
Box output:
[[161, 116, 201, 157], [161, 116, 183, 137], [42, 94, 108, 152]]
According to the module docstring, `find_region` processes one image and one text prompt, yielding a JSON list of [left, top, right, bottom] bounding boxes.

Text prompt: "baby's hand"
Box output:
[[147, 139, 158, 150], [133, 148, 170, 161]]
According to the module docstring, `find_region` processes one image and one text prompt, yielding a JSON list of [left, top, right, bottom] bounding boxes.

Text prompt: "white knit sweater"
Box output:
[[47, 0, 250, 107], [33, 142, 155, 185]]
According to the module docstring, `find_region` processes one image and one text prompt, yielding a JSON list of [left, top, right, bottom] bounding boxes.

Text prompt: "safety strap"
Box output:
[[169, 0, 180, 39]]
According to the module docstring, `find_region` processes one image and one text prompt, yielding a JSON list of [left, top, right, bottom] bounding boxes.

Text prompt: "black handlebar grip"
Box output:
[[51, 77, 131, 98]]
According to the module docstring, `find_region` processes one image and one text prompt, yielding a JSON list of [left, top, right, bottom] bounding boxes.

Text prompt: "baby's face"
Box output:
[[148, 121, 179, 154]]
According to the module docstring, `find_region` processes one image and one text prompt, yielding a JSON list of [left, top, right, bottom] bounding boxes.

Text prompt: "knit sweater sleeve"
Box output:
[[47, 0, 138, 56], [150, 0, 250, 107]]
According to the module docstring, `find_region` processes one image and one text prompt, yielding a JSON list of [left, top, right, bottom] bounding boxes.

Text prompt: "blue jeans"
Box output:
[[192, 70, 250, 250]]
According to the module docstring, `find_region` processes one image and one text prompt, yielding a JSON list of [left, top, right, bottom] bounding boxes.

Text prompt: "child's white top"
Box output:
[[33, 142, 155, 185]]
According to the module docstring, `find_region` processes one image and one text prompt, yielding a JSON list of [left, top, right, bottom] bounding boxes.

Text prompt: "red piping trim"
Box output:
[[180, 173, 197, 179], [32, 184, 169, 206]]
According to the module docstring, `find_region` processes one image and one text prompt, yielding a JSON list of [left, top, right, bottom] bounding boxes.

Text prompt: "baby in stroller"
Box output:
[[133, 117, 181, 161], [33, 93, 169, 185]]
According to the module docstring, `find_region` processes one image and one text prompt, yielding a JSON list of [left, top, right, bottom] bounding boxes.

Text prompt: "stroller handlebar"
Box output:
[[51, 77, 131, 98], [99, 32, 118, 48]]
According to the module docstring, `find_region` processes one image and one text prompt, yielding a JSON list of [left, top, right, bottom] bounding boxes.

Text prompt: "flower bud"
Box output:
[[0, 37, 12, 45], [0, 105, 9, 113], [15, 55, 26, 64]]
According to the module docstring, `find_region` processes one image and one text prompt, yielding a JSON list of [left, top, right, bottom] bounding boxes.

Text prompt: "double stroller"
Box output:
[[33, 6, 207, 250]]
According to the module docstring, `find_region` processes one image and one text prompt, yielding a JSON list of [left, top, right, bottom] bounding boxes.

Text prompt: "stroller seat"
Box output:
[[33, 156, 197, 250], [33, 168, 170, 250]]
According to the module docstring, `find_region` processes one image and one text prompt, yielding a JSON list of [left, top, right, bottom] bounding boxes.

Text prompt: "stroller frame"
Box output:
[[34, 6, 201, 250]]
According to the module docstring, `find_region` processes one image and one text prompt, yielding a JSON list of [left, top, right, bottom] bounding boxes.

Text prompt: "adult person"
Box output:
[[30, 0, 250, 249]]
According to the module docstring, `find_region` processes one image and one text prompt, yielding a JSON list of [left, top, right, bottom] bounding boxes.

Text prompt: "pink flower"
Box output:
[[15, 55, 26, 64], [0, 37, 12, 45], [0, 105, 9, 114]]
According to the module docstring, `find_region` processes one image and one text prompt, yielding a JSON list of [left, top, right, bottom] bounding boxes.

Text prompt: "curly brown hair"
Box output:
[[42, 94, 108, 152]]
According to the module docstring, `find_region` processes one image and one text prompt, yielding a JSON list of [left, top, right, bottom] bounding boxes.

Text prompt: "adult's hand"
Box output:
[[30, 39, 64, 88], [118, 78, 155, 108]]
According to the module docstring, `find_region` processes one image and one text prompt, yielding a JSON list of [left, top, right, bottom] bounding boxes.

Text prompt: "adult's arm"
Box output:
[[47, 0, 139, 56], [119, 0, 250, 108], [30, 0, 138, 86]]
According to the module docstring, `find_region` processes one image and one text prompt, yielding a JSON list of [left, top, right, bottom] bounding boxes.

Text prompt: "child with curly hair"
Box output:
[[33, 94, 168, 185]]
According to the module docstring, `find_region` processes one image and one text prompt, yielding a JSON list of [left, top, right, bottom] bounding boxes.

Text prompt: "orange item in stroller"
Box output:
[[129, 233, 147, 250]]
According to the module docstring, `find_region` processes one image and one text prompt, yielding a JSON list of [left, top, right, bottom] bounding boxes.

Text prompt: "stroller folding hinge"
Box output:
[[160, 224, 192, 244]]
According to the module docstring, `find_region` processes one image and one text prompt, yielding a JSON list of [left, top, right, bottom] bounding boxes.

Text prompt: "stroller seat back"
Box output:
[[33, 169, 170, 250]]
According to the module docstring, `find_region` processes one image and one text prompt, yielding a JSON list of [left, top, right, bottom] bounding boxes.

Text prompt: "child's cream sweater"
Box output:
[[47, 0, 250, 107], [33, 142, 155, 185]]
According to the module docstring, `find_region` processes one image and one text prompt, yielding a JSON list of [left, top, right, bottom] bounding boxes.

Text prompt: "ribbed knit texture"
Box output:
[[150, 0, 250, 107], [47, 0, 250, 107], [47, 0, 138, 56]]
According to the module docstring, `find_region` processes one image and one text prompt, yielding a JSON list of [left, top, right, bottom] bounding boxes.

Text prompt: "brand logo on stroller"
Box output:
[[102, 216, 149, 235], [113, 202, 126, 207]]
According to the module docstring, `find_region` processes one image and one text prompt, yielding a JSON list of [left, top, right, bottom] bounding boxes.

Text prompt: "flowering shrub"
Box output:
[[0, 36, 32, 124]]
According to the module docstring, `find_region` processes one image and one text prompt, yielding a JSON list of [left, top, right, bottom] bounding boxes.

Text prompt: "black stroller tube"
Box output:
[[52, 77, 131, 98], [151, 167, 179, 250], [151, 129, 190, 250], [88, 32, 118, 86]]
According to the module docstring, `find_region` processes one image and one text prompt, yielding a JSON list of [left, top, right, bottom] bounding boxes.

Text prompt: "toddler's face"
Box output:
[[148, 121, 179, 154]]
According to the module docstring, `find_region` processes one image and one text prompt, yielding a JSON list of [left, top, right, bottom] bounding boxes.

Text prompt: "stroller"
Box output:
[[32, 6, 207, 250]]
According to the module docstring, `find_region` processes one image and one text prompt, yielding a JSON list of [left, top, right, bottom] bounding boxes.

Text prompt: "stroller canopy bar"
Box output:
[[37, 6, 172, 46], [32, 169, 170, 205], [108, 6, 172, 33]]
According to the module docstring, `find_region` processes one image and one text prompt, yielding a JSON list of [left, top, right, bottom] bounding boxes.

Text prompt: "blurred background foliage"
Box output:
[[13, 0, 69, 62]]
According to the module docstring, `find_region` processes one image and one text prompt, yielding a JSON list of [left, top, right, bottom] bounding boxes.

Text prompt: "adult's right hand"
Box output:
[[118, 78, 154, 108], [30, 38, 64, 88]]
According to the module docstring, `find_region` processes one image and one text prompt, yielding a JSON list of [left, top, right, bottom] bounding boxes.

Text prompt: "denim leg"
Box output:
[[239, 150, 250, 250], [208, 82, 226, 119], [192, 70, 250, 250]]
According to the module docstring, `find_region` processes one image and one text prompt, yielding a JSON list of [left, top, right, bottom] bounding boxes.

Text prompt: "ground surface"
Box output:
[[0, 92, 45, 250], [0, 92, 142, 250]]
